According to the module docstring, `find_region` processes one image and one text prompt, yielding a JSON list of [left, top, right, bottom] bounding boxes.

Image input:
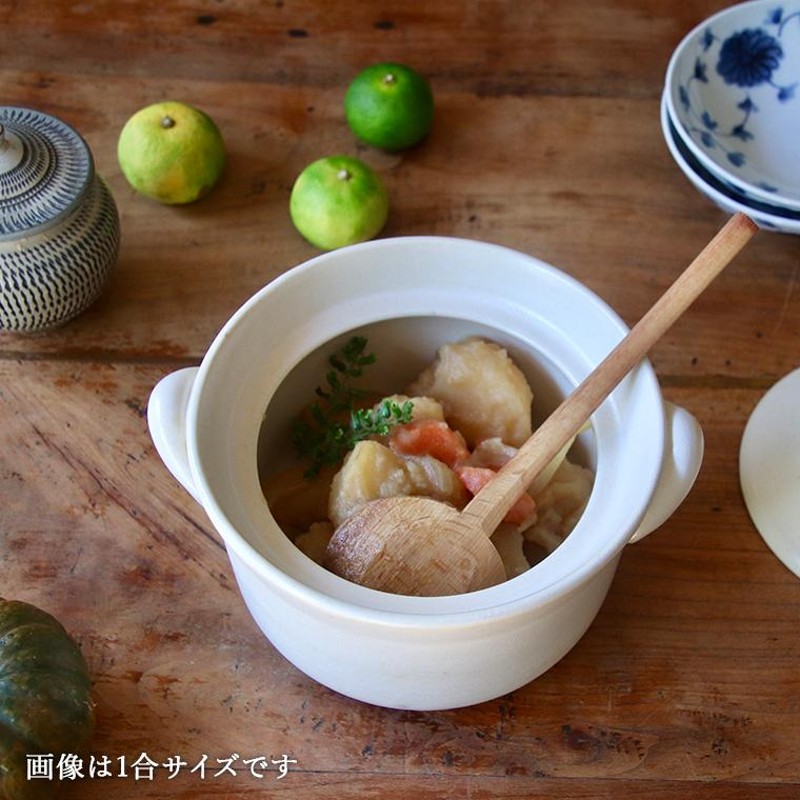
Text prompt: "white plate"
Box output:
[[739, 367, 800, 578]]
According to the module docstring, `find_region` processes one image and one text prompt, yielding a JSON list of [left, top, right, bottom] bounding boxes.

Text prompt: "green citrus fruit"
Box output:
[[117, 101, 226, 204], [289, 155, 389, 250], [344, 62, 434, 151]]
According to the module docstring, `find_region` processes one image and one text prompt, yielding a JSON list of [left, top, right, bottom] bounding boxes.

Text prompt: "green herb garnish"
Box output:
[[291, 336, 414, 476]]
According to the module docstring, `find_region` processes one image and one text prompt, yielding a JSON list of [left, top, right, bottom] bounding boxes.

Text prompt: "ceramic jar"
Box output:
[[0, 107, 120, 331]]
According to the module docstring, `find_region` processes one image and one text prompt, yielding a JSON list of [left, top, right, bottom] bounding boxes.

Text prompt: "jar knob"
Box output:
[[0, 124, 24, 174]]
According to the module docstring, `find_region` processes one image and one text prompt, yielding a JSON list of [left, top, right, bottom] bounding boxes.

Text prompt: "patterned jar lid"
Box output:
[[0, 106, 93, 240]]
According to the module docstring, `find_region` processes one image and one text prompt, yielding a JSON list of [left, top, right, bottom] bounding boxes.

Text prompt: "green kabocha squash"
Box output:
[[0, 599, 94, 800]]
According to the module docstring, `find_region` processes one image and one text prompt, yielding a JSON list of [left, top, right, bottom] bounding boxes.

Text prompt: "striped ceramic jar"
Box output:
[[0, 107, 120, 331]]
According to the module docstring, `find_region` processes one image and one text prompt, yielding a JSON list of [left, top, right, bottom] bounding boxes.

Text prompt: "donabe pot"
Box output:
[[148, 237, 703, 710]]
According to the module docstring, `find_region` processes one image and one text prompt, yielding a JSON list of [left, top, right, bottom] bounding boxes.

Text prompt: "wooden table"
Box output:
[[2, 1, 799, 797]]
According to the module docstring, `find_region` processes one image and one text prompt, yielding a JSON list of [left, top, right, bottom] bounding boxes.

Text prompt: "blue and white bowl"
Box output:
[[665, 0, 800, 210], [661, 92, 800, 234]]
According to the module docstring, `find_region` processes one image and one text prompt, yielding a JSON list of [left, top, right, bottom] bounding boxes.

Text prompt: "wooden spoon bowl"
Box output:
[[326, 497, 507, 595]]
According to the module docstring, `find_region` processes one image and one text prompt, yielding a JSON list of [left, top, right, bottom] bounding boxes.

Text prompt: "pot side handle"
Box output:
[[628, 401, 704, 543], [147, 367, 203, 504]]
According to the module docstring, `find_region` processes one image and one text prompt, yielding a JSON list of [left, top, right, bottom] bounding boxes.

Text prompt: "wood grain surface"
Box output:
[[1, 1, 798, 798]]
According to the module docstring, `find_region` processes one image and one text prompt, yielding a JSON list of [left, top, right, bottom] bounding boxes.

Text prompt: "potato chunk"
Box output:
[[328, 440, 466, 528], [402, 455, 467, 507], [329, 441, 412, 528], [524, 458, 594, 551], [467, 437, 517, 469], [379, 394, 445, 423], [408, 337, 533, 447], [491, 523, 532, 579]]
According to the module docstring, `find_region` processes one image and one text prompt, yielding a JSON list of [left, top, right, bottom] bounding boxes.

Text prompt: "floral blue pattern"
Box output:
[[716, 28, 783, 87], [677, 5, 800, 185]]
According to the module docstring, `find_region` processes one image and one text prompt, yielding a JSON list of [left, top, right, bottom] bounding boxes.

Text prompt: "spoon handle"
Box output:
[[464, 212, 758, 535]]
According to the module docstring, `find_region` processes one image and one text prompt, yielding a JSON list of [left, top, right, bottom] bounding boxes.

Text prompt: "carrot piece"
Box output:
[[456, 465, 537, 526], [389, 419, 470, 468]]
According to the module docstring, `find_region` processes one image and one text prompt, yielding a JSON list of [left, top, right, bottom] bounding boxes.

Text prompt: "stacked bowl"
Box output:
[[662, 0, 800, 233]]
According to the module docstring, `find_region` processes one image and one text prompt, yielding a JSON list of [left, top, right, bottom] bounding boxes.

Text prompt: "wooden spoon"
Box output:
[[325, 213, 758, 596]]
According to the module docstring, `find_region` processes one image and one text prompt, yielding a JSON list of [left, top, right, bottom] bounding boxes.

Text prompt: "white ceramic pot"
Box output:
[[148, 236, 704, 710]]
